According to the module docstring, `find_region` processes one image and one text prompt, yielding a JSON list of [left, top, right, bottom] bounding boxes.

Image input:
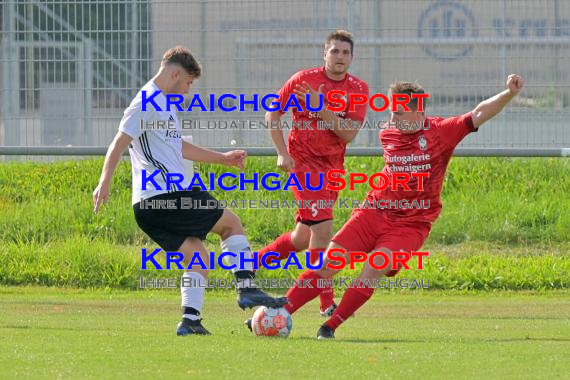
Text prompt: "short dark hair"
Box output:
[[388, 81, 427, 111], [162, 46, 202, 78], [325, 30, 354, 55]]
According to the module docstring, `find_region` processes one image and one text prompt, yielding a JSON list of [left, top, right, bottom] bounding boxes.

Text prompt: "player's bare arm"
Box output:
[[181, 140, 246, 170], [266, 110, 295, 171], [93, 131, 133, 213], [294, 81, 358, 143], [471, 74, 524, 129]]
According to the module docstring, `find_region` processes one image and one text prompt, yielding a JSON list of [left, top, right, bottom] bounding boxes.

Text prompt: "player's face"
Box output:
[[172, 69, 194, 95], [324, 40, 352, 77], [390, 104, 424, 134]]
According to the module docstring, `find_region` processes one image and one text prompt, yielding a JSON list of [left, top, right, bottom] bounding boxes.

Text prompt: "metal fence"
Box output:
[[1, 0, 569, 156]]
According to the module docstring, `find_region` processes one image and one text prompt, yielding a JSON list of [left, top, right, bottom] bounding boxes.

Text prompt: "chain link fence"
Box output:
[[1, 0, 569, 156]]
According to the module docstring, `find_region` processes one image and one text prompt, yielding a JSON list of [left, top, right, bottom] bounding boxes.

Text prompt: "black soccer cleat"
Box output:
[[176, 318, 211, 336], [237, 287, 288, 310], [244, 318, 253, 333], [317, 325, 335, 340]]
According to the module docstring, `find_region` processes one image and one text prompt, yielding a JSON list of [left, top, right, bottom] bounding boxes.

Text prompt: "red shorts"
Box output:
[[290, 172, 338, 224], [332, 207, 431, 277]]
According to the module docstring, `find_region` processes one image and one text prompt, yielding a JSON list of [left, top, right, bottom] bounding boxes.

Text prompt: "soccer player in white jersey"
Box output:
[[93, 46, 287, 336]]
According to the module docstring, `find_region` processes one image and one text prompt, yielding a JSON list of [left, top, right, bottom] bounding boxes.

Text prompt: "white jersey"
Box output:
[[119, 80, 193, 205]]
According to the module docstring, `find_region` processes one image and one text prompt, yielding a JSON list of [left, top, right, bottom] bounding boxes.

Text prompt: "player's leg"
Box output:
[[282, 240, 345, 315], [133, 193, 214, 335], [176, 237, 212, 336], [244, 238, 352, 333], [318, 246, 394, 339], [319, 220, 431, 339], [244, 226, 337, 334], [256, 171, 314, 269], [307, 219, 337, 316], [210, 208, 288, 309], [257, 222, 310, 269], [291, 175, 339, 316], [284, 207, 379, 316], [311, 208, 385, 339]]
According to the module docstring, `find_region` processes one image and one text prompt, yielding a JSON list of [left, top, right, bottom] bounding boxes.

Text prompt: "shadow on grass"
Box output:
[[294, 336, 427, 344], [484, 337, 570, 342], [293, 336, 570, 344]]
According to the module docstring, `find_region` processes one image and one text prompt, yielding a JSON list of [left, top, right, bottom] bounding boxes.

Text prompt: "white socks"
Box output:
[[221, 234, 254, 273], [180, 235, 254, 318], [181, 271, 205, 320]]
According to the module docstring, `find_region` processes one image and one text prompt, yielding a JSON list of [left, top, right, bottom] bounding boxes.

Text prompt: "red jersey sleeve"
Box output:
[[275, 71, 304, 115], [435, 112, 477, 149], [345, 80, 369, 123]]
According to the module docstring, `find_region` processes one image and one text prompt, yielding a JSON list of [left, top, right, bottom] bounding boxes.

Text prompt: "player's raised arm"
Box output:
[[266, 110, 295, 171], [471, 74, 524, 129], [93, 131, 133, 213]]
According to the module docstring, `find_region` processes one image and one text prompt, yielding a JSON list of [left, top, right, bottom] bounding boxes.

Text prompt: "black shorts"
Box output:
[[133, 190, 224, 251]]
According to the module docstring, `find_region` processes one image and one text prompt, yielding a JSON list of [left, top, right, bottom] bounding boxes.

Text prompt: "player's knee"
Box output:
[[315, 266, 337, 279], [315, 243, 344, 278], [313, 227, 332, 241], [363, 261, 391, 280], [215, 210, 244, 238]]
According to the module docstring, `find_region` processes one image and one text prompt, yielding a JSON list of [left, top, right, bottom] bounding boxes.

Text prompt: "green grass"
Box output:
[[0, 157, 568, 246], [0, 287, 568, 379], [1, 237, 568, 290]]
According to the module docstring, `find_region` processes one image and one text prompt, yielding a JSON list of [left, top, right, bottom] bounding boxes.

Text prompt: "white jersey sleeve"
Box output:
[[119, 96, 147, 139]]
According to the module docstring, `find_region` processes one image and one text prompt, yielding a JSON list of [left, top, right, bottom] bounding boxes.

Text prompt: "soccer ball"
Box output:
[[251, 306, 292, 337]]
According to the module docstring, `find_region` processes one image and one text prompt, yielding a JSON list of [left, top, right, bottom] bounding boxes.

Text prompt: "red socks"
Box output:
[[325, 285, 374, 331], [257, 232, 297, 269], [308, 247, 323, 265], [309, 248, 335, 313], [258, 240, 335, 314], [284, 270, 326, 314]]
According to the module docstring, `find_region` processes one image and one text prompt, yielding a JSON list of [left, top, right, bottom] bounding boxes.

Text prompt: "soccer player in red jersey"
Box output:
[[270, 74, 524, 339], [257, 30, 369, 317]]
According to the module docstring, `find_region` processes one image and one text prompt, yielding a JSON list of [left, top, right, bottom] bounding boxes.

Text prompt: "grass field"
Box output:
[[2, 238, 568, 289], [1, 157, 569, 246], [1, 287, 568, 379]]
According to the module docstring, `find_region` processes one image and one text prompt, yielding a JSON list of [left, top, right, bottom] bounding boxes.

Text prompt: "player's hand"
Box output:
[[93, 182, 110, 214], [277, 153, 295, 172], [222, 150, 247, 170], [506, 74, 523, 95], [294, 81, 325, 110]]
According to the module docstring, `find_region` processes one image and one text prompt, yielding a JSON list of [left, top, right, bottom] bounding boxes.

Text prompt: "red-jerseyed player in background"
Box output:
[[257, 30, 369, 317], [250, 74, 524, 339]]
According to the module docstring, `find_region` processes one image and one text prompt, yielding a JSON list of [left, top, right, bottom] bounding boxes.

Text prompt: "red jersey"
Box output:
[[276, 67, 369, 173], [368, 112, 477, 224]]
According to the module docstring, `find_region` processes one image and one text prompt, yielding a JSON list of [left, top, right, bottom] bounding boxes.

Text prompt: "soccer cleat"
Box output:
[[176, 318, 211, 336], [244, 318, 253, 333], [237, 287, 288, 310], [319, 303, 338, 318], [317, 325, 335, 340]]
